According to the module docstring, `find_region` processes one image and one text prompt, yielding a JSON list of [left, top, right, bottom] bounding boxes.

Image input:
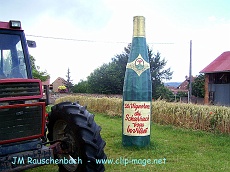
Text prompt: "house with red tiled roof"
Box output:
[[164, 77, 195, 95], [177, 76, 195, 92], [200, 51, 230, 106]]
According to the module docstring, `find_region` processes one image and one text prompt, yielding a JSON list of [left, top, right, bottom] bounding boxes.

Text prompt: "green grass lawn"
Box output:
[[27, 113, 230, 172]]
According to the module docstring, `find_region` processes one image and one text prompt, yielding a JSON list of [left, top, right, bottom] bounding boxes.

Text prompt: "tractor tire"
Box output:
[[47, 102, 106, 172]]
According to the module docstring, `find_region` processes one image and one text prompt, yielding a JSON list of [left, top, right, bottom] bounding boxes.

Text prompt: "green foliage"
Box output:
[[87, 44, 173, 97], [177, 91, 188, 97], [87, 64, 108, 93], [30, 55, 49, 81], [73, 79, 89, 93], [149, 52, 173, 81], [87, 45, 130, 94], [192, 74, 205, 98], [87, 62, 123, 94], [155, 85, 174, 101], [150, 51, 173, 99], [46, 105, 53, 113], [109, 45, 130, 93]]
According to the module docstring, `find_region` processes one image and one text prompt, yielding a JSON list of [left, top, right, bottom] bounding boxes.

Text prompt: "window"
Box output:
[[0, 34, 28, 79]]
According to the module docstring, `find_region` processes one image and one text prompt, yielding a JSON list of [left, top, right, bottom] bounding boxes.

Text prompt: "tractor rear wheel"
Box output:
[[47, 102, 106, 172]]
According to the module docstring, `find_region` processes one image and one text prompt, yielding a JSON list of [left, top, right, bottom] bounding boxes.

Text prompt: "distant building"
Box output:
[[42, 77, 50, 86], [200, 51, 230, 106], [52, 77, 67, 92], [165, 77, 203, 103], [177, 76, 195, 93], [164, 76, 195, 94]]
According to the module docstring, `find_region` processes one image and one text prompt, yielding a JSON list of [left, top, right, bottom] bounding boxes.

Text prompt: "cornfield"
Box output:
[[55, 95, 230, 134]]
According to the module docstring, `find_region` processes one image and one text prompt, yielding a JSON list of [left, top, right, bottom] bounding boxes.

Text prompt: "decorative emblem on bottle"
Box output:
[[126, 54, 150, 76]]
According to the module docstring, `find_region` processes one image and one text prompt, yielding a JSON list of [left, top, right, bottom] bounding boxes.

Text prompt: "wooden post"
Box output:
[[204, 74, 209, 104]]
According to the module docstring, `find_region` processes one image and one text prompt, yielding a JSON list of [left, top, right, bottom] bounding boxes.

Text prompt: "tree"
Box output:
[[65, 68, 74, 93], [87, 62, 122, 94], [87, 44, 130, 94], [87, 44, 173, 97], [155, 85, 174, 101], [149, 51, 173, 99], [30, 55, 49, 81], [192, 74, 205, 98], [110, 44, 130, 93], [177, 91, 188, 97], [73, 79, 89, 93]]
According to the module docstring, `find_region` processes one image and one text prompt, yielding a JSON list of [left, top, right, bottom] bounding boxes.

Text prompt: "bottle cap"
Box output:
[[133, 16, 145, 37]]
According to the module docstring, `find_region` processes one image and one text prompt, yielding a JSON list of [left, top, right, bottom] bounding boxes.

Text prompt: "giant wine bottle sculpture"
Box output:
[[122, 16, 152, 147]]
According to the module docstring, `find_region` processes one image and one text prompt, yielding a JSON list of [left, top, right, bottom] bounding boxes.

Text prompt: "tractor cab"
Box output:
[[0, 20, 33, 80]]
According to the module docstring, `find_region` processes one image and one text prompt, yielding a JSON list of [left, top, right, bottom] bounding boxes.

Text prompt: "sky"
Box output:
[[1, 0, 229, 84]]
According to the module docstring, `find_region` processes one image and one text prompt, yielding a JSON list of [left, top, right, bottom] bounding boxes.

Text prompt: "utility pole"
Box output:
[[188, 40, 192, 103]]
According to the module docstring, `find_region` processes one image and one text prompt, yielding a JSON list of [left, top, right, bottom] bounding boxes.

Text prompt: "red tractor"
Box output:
[[0, 20, 106, 172]]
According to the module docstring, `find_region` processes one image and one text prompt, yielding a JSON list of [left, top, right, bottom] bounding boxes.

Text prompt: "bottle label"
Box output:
[[123, 101, 151, 136], [126, 54, 150, 76]]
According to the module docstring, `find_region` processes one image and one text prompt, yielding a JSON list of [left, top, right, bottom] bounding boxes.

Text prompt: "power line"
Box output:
[[26, 34, 175, 45], [26, 34, 128, 44], [149, 42, 174, 45]]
